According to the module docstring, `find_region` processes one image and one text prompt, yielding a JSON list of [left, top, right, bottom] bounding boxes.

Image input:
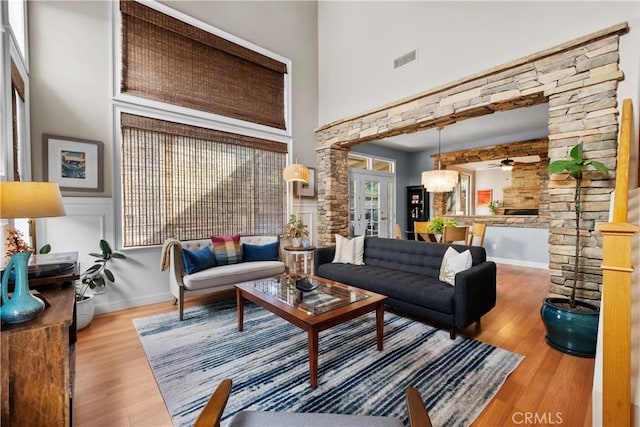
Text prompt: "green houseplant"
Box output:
[[76, 240, 126, 330], [282, 215, 309, 248], [425, 216, 457, 235], [541, 142, 609, 357], [488, 200, 500, 215]]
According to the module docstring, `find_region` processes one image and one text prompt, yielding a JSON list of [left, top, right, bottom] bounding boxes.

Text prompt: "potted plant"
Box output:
[[541, 142, 609, 357], [425, 216, 457, 238], [282, 215, 309, 248], [488, 200, 500, 215], [76, 240, 126, 330]]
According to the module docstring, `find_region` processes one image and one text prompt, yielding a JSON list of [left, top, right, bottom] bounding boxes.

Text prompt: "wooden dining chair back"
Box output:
[[466, 223, 487, 246], [413, 221, 430, 241], [394, 224, 403, 240], [442, 226, 468, 244]]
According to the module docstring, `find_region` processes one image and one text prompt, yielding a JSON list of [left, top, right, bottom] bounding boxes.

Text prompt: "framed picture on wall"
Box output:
[[294, 167, 316, 198], [477, 189, 492, 207], [43, 134, 104, 192]]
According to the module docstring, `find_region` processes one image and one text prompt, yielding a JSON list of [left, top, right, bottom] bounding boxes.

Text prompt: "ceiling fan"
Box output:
[[486, 158, 522, 171]]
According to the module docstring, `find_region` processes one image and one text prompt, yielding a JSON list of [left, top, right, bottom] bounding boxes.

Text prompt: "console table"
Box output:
[[1, 286, 76, 426]]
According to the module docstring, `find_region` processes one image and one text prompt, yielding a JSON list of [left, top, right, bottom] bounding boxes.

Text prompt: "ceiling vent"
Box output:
[[394, 49, 417, 69]]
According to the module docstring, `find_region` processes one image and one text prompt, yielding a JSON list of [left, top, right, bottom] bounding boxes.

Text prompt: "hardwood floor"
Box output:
[[74, 264, 594, 426]]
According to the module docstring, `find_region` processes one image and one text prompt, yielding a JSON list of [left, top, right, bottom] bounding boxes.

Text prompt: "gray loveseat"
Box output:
[[314, 237, 496, 338]]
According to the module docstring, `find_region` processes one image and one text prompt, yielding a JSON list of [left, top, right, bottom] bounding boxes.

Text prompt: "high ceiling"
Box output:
[[370, 103, 550, 152]]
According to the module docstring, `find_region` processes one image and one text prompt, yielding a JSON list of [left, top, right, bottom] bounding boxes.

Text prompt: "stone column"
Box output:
[[316, 146, 349, 246]]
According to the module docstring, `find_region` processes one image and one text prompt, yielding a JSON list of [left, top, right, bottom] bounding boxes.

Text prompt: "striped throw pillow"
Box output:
[[211, 234, 242, 265]]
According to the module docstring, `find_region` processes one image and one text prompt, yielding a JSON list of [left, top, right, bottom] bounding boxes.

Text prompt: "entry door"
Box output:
[[349, 171, 395, 238]]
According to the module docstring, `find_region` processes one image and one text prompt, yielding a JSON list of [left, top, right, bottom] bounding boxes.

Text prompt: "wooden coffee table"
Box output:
[[235, 275, 388, 388]]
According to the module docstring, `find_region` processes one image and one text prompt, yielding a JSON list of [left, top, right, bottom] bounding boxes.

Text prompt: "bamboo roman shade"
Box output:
[[120, 1, 288, 130], [120, 113, 286, 247]]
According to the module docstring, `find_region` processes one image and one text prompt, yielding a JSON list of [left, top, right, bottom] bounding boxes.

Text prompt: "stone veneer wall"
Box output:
[[315, 23, 629, 302]]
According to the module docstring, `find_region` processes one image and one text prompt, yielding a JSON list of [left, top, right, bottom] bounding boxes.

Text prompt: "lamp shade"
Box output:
[[421, 169, 459, 193], [0, 182, 65, 219], [282, 163, 309, 183]]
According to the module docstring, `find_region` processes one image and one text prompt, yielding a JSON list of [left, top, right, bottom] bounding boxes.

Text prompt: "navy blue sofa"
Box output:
[[314, 237, 497, 338]]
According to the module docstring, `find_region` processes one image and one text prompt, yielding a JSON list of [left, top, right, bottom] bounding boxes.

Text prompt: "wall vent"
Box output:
[[394, 49, 417, 69]]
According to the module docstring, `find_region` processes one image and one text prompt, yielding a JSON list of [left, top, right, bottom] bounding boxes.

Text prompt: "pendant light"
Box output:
[[421, 128, 458, 193]]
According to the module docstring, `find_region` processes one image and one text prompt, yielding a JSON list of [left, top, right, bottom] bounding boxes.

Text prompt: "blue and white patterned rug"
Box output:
[[134, 300, 523, 427]]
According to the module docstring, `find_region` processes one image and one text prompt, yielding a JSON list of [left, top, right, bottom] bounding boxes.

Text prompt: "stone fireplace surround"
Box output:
[[315, 22, 628, 302]]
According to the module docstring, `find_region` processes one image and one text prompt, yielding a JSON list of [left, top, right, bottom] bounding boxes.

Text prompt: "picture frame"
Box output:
[[294, 167, 316, 198], [477, 189, 492, 207], [43, 134, 104, 192]]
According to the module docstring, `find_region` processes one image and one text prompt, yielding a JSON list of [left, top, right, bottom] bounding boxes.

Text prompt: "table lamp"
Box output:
[[0, 181, 65, 324]]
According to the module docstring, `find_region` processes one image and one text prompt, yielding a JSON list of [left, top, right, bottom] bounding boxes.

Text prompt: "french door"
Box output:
[[349, 170, 395, 238]]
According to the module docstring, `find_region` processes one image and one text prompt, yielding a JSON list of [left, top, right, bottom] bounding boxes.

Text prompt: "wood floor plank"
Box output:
[[74, 264, 595, 426]]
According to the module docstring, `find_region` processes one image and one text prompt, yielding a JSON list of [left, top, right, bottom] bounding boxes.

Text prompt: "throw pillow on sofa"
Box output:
[[439, 246, 472, 286], [332, 234, 365, 265], [243, 241, 279, 262], [182, 246, 217, 274], [211, 234, 242, 265]]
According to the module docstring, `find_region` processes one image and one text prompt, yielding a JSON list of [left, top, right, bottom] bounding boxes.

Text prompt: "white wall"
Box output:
[[318, 1, 639, 127], [28, 1, 319, 313]]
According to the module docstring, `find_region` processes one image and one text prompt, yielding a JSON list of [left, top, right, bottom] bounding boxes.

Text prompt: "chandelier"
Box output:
[[421, 128, 458, 192]]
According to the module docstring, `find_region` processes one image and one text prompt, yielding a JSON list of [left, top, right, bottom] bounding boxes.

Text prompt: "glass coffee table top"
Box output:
[[251, 276, 370, 315]]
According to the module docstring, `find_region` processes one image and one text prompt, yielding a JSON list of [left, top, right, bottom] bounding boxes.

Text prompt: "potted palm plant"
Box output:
[[76, 240, 126, 330], [541, 142, 609, 357], [282, 215, 309, 248]]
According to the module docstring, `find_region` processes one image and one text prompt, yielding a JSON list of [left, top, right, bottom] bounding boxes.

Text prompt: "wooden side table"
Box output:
[[283, 245, 316, 275]]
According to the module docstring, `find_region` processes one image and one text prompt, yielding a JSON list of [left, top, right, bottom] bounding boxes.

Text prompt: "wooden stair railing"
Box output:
[[597, 98, 639, 427]]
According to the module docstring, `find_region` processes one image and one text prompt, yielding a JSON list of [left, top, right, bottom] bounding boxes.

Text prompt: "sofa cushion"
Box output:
[[332, 234, 364, 265], [183, 260, 285, 291], [439, 247, 472, 286], [243, 241, 279, 262], [211, 234, 242, 265], [182, 246, 216, 274], [316, 263, 455, 314]]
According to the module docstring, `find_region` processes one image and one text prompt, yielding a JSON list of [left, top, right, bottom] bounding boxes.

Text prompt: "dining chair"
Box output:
[[466, 223, 487, 247], [413, 221, 431, 241], [394, 224, 404, 240], [442, 226, 468, 244], [194, 378, 433, 427]]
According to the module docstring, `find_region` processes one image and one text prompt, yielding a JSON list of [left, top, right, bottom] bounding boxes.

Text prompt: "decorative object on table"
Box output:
[[43, 134, 104, 192], [293, 167, 316, 198], [421, 127, 458, 193], [476, 189, 492, 207], [133, 300, 523, 427], [487, 200, 500, 215], [0, 181, 65, 324], [76, 239, 127, 330], [5, 228, 31, 256], [282, 214, 308, 248], [295, 276, 318, 292], [541, 142, 609, 358]]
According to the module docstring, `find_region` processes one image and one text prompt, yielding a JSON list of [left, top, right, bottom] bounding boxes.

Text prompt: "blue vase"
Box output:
[[1, 252, 45, 324], [540, 297, 599, 358]]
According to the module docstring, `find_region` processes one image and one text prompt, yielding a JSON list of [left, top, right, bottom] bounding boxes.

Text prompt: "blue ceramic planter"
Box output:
[[540, 297, 599, 358], [1, 252, 45, 324]]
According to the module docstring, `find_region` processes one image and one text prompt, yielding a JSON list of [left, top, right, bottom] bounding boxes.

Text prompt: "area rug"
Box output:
[[134, 300, 523, 427]]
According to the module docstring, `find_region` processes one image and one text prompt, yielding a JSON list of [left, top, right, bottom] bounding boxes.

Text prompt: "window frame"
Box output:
[[111, 1, 293, 249]]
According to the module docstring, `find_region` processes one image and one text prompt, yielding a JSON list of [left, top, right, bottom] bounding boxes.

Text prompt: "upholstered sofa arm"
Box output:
[[314, 246, 336, 274], [453, 261, 497, 329]]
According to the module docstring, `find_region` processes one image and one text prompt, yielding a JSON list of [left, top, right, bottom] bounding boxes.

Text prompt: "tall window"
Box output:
[[121, 114, 286, 247], [116, 1, 291, 247]]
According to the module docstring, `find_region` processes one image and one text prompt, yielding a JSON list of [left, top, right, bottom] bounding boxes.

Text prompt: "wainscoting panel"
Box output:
[[38, 197, 114, 272]]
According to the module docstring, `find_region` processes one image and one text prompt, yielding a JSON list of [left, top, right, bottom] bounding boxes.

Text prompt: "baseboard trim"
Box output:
[[94, 292, 173, 314], [488, 257, 548, 270]]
